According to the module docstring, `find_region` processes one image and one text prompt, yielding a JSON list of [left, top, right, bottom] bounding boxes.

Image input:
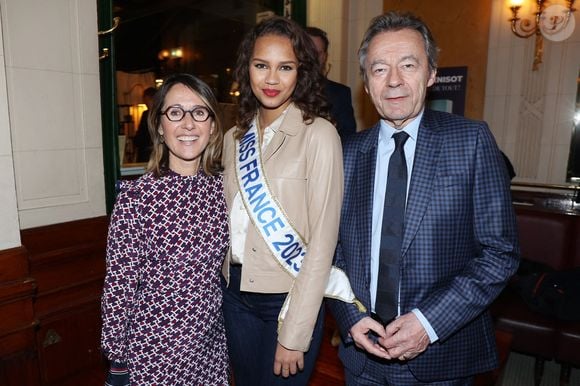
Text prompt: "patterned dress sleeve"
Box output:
[[105, 361, 130, 386], [101, 179, 143, 363]]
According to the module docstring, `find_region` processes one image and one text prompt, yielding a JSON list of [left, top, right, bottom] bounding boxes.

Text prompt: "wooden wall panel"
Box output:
[[0, 350, 41, 386], [32, 249, 105, 293], [37, 304, 103, 386], [0, 323, 37, 358], [0, 246, 35, 355], [34, 280, 105, 320], [0, 280, 35, 333], [0, 248, 29, 282], [13, 216, 109, 386], [21, 217, 109, 257], [0, 246, 39, 386]]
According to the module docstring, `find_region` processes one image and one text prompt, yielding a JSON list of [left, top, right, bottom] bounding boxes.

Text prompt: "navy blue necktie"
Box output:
[[375, 131, 409, 323]]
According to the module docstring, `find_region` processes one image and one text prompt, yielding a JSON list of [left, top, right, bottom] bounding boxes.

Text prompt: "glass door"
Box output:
[[97, 0, 119, 213], [97, 0, 306, 213]]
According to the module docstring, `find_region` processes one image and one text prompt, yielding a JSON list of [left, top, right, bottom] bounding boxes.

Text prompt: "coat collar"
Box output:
[[357, 122, 381, 154], [262, 102, 302, 161], [276, 103, 303, 136]]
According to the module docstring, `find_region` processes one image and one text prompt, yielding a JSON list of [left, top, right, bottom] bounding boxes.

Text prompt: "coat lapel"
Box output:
[[262, 104, 301, 162], [262, 131, 285, 162], [354, 125, 379, 288], [402, 111, 442, 255]]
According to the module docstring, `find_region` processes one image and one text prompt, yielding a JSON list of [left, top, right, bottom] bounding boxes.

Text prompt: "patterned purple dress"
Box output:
[[101, 170, 229, 385]]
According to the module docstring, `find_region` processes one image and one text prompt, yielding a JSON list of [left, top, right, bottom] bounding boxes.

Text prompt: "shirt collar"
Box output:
[[379, 109, 423, 143]]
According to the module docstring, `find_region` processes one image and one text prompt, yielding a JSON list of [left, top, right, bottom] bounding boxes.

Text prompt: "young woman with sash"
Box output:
[[221, 16, 360, 386], [101, 74, 230, 385]]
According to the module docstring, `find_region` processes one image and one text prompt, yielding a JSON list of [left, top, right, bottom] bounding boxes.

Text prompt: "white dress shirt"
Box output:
[[370, 110, 438, 342]]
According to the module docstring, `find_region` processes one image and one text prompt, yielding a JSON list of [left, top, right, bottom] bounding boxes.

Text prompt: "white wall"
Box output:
[[0, 12, 20, 249], [485, 0, 580, 184], [0, 0, 106, 236]]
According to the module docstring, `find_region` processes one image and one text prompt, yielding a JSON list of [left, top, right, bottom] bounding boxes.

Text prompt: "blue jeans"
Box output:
[[222, 265, 324, 386]]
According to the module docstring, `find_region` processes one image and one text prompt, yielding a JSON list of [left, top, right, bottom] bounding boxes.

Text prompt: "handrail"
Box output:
[[512, 181, 580, 191], [511, 181, 580, 205]]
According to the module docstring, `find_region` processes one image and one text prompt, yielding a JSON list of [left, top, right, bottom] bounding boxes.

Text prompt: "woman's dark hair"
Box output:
[[233, 16, 330, 138], [147, 73, 223, 177]]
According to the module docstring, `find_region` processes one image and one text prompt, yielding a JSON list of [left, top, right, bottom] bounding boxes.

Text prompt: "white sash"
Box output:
[[234, 122, 366, 326]]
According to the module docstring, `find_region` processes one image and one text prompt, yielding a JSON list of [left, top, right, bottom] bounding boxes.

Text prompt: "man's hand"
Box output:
[[378, 312, 429, 361], [349, 316, 391, 359], [273, 343, 304, 378]]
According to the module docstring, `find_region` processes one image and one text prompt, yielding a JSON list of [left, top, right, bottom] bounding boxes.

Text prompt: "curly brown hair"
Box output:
[[147, 73, 223, 177], [233, 16, 331, 139]]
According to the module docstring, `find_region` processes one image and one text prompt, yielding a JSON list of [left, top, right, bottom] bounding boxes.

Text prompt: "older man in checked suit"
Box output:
[[327, 11, 520, 385]]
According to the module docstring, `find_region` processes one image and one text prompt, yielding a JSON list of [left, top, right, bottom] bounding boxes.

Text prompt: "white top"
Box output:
[[230, 111, 287, 264]]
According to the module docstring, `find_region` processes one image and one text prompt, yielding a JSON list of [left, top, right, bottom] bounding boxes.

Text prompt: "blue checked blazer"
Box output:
[[328, 109, 520, 381]]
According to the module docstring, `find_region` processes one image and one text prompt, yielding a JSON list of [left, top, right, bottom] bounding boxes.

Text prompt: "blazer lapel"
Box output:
[[402, 111, 443, 255], [354, 126, 379, 289]]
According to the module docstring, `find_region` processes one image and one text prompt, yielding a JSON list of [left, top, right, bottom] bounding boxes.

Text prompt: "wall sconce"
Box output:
[[508, 0, 576, 70], [158, 47, 183, 61]]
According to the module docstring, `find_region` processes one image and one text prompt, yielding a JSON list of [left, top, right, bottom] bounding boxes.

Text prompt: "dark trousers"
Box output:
[[344, 356, 474, 386], [222, 265, 324, 386]]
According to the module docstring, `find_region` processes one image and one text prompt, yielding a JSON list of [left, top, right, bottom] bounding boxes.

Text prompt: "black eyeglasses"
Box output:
[[161, 105, 213, 122]]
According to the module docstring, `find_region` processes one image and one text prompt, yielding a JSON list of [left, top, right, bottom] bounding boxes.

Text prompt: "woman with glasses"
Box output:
[[101, 73, 229, 385], [221, 16, 344, 386]]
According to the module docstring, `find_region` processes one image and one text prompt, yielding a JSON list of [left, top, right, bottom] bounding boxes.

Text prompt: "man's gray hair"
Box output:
[[358, 11, 439, 83]]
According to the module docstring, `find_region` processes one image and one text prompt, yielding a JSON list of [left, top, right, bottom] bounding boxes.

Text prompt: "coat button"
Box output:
[[251, 248, 256, 252], [249, 278, 254, 283]]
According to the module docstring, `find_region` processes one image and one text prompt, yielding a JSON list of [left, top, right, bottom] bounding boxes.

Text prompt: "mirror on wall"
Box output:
[[567, 69, 580, 183]]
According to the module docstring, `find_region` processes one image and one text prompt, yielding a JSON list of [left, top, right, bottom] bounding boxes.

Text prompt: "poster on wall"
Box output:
[[427, 66, 467, 116]]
